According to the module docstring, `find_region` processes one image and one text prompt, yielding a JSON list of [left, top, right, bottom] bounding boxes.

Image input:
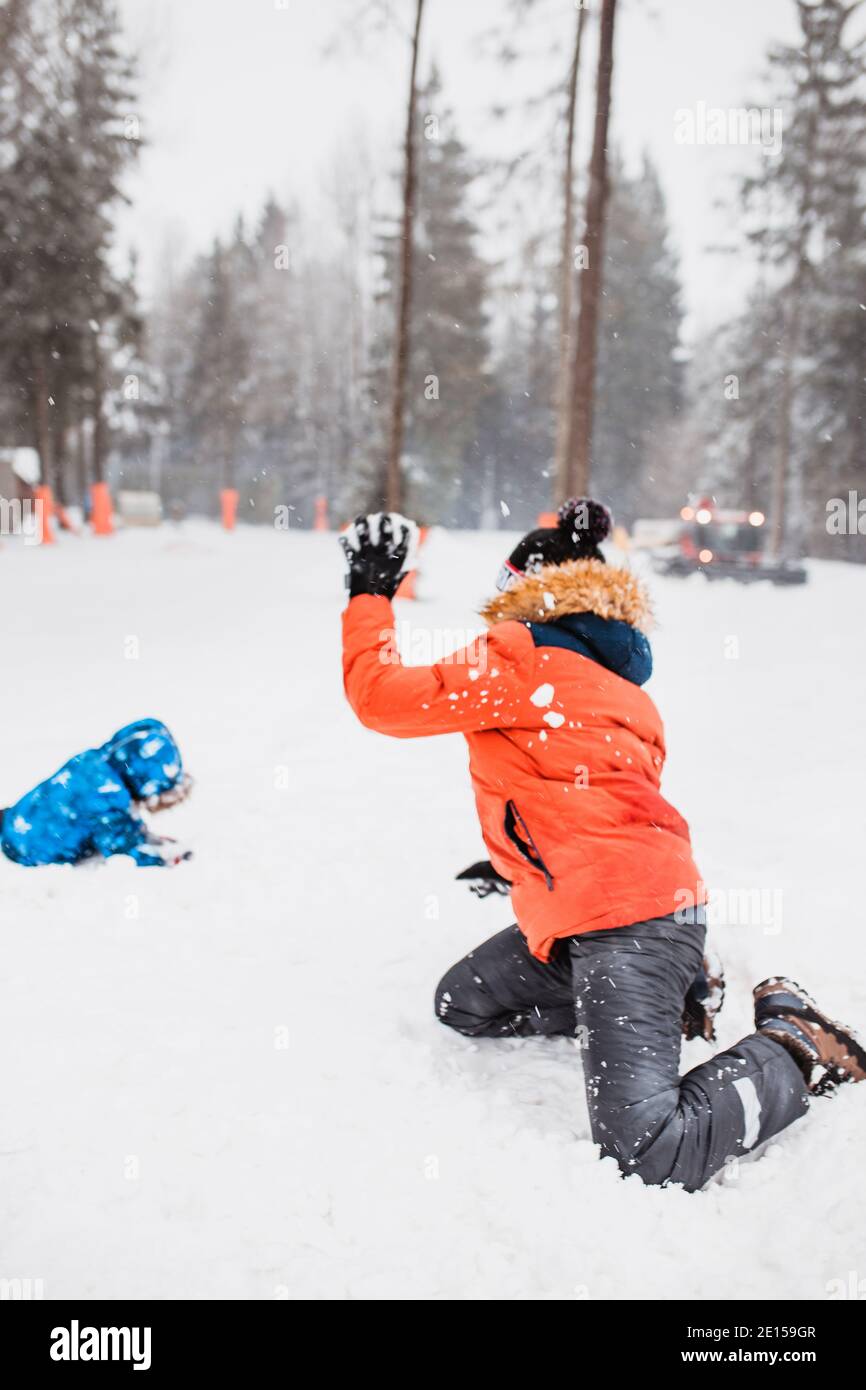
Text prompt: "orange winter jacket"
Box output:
[[341, 558, 704, 961]]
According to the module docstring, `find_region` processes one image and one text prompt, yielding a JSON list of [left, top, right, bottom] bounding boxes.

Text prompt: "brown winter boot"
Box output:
[[754, 977, 866, 1095]]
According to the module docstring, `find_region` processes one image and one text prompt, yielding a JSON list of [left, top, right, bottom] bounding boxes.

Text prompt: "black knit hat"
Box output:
[[495, 497, 613, 591]]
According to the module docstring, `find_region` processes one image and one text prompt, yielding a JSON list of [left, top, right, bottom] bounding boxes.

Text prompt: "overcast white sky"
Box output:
[[116, 0, 804, 339]]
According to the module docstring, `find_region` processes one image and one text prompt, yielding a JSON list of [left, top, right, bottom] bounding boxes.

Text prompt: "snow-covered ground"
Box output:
[[2, 521, 864, 1300]]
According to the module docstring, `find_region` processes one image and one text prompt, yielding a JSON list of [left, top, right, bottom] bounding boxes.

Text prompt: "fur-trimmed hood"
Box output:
[[480, 559, 653, 634], [480, 559, 654, 686]]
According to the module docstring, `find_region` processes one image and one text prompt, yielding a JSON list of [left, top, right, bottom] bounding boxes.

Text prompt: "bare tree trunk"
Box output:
[[221, 415, 234, 492], [553, 1, 588, 499], [384, 0, 426, 512], [0, 0, 26, 66], [76, 419, 90, 504], [770, 285, 803, 559], [92, 348, 107, 484], [52, 379, 70, 507], [33, 348, 56, 493], [565, 0, 618, 498], [340, 178, 367, 503]]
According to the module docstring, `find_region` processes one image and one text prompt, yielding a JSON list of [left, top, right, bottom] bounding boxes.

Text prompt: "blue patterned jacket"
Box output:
[[0, 719, 185, 867]]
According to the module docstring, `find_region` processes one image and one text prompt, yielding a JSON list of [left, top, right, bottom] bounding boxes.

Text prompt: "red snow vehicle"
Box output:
[[653, 499, 808, 586]]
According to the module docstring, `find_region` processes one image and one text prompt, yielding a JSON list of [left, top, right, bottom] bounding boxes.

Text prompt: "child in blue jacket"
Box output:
[[0, 719, 193, 868]]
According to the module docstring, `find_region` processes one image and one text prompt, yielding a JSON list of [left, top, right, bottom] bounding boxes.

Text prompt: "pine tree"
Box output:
[[739, 0, 866, 555], [185, 237, 252, 498], [592, 155, 683, 523], [484, 248, 558, 530], [0, 0, 140, 505]]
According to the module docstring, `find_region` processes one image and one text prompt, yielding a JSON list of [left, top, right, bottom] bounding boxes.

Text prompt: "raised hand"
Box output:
[[339, 512, 419, 599]]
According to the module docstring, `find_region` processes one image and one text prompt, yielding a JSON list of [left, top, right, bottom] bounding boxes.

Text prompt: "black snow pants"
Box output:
[[435, 913, 810, 1191]]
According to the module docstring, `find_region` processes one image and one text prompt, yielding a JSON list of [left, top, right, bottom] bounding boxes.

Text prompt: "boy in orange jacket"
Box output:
[[340, 504, 864, 1190]]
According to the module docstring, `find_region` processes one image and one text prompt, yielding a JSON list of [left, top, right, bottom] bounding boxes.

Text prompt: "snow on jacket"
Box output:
[[0, 719, 185, 868], [342, 559, 705, 961]]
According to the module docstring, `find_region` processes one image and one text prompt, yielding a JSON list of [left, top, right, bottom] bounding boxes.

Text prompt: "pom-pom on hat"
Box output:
[[495, 497, 613, 591]]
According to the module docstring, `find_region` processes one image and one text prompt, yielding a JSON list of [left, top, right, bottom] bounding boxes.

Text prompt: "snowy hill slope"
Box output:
[[1, 523, 864, 1299]]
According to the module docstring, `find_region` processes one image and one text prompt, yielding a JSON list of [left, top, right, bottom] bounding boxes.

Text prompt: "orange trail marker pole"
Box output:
[[313, 495, 329, 531], [220, 487, 239, 531], [35, 485, 56, 544], [90, 481, 114, 535]]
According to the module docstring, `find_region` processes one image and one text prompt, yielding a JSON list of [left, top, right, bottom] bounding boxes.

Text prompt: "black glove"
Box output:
[[339, 512, 416, 599], [681, 951, 725, 1043], [456, 860, 512, 899]]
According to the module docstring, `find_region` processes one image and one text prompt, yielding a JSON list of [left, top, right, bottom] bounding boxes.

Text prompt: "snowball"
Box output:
[[530, 683, 554, 707]]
